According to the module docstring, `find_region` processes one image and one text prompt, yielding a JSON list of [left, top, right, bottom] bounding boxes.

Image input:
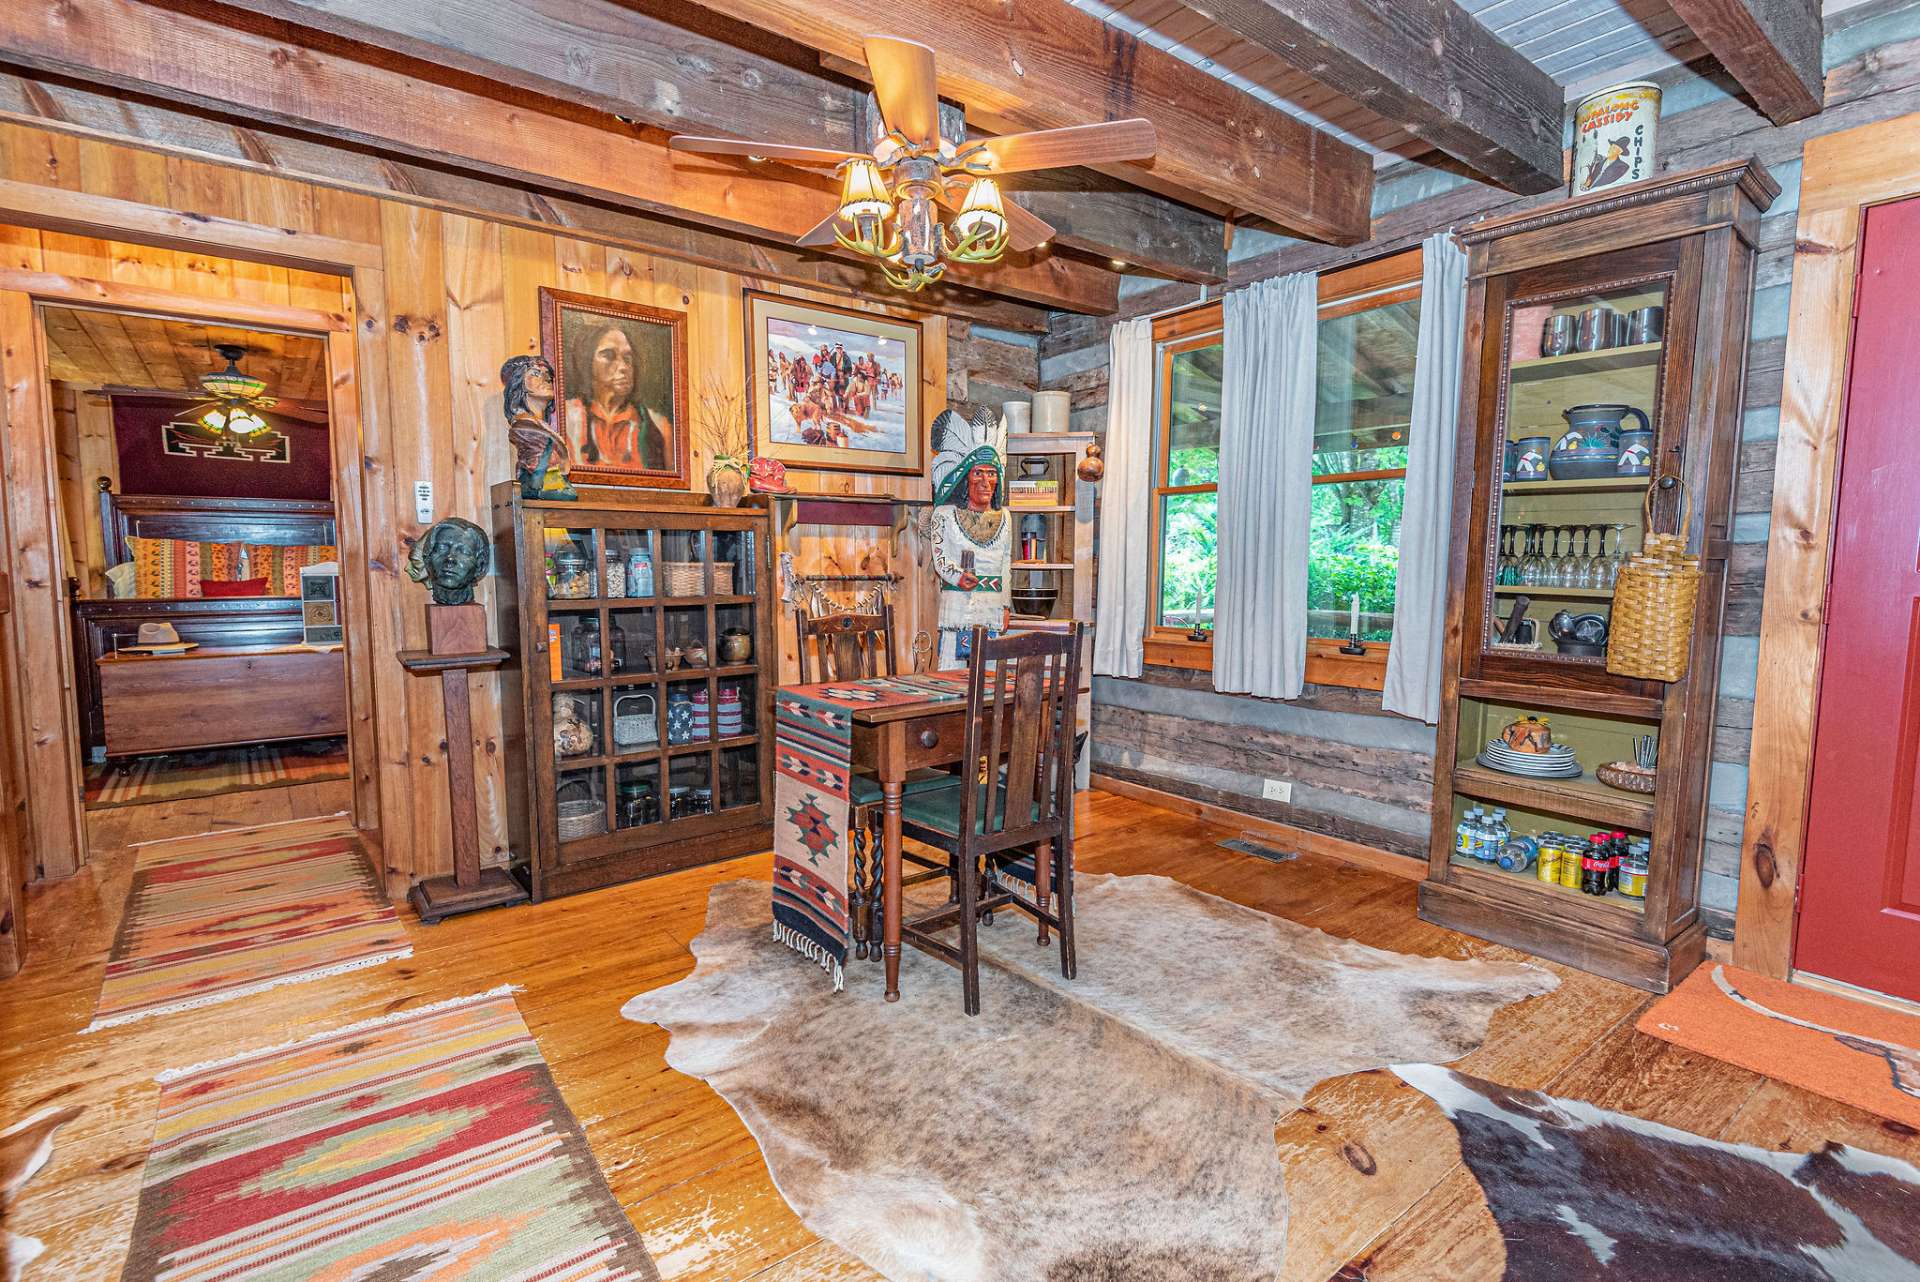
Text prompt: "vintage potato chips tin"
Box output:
[[1572, 81, 1660, 196]]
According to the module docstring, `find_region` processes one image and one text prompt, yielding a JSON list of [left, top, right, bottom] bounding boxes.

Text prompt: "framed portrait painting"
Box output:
[[747, 291, 924, 475], [539, 287, 690, 488]]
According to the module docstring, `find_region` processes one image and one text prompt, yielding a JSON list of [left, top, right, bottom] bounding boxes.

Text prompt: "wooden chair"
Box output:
[[793, 606, 951, 956], [897, 623, 1083, 1015]]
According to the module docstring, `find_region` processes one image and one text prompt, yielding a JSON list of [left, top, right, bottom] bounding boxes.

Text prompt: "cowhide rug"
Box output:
[[1, 1105, 83, 1281], [1396, 1064, 1920, 1281], [623, 875, 1556, 1281], [981, 874, 1559, 1107]]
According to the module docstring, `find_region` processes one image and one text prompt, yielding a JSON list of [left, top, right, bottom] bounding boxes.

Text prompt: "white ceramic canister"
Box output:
[[1572, 81, 1660, 197], [1001, 400, 1032, 435], [1031, 389, 1071, 434]]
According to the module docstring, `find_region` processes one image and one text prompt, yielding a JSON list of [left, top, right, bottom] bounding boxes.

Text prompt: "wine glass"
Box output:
[[1520, 525, 1545, 586], [1548, 526, 1573, 587], [1585, 522, 1608, 588], [1571, 526, 1594, 589], [1496, 526, 1513, 585]]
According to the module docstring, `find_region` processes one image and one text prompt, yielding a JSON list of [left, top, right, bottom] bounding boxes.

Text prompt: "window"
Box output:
[[1143, 248, 1423, 686]]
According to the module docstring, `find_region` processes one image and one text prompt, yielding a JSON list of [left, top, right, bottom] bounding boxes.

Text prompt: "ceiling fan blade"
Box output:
[[795, 207, 844, 247], [668, 136, 864, 167], [968, 119, 1158, 174], [1001, 199, 1055, 253], [863, 36, 941, 149]]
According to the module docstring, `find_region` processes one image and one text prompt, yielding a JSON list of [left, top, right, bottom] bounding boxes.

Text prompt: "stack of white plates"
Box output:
[[1476, 739, 1582, 778]]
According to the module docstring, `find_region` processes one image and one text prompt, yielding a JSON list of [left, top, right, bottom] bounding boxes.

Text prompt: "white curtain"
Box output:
[[1383, 232, 1469, 723], [1093, 316, 1154, 678], [1214, 273, 1317, 700]]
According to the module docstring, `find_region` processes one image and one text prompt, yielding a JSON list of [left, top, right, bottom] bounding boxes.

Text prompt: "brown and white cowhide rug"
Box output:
[[982, 874, 1558, 1107], [623, 875, 1556, 1281], [1395, 1064, 1920, 1281]]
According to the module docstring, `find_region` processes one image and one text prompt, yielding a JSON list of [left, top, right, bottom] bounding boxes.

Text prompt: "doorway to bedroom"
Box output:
[[42, 307, 354, 816]]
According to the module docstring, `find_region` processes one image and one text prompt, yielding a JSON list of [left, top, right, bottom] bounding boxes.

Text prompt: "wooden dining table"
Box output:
[[843, 678, 1086, 1003]]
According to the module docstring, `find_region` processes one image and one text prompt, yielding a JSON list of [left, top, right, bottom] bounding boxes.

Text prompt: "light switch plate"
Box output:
[[1261, 778, 1292, 803]]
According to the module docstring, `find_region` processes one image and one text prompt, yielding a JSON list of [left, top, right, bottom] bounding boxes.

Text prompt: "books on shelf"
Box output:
[[1009, 479, 1060, 508]]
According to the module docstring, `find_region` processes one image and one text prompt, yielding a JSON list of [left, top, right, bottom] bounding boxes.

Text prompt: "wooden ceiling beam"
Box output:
[[0, 87, 1054, 335], [181, 0, 1228, 284], [671, 0, 1374, 244], [1168, 0, 1566, 193], [0, 0, 1120, 314], [1665, 0, 1824, 124]]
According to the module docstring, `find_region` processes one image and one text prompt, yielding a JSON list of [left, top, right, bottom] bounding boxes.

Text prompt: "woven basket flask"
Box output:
[[1606, 481, 1701, 683]]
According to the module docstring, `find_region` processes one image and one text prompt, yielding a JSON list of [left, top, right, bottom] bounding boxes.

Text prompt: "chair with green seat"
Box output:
[[898, 622, 1083, 1015], [793, 606, 952, 958]]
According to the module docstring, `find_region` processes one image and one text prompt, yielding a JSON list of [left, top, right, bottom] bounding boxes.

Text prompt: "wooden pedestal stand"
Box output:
[[398, 603, 526, 924]]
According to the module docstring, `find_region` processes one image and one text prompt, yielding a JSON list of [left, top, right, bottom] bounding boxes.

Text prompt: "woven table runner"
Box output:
[[772, 672, 968, 989]]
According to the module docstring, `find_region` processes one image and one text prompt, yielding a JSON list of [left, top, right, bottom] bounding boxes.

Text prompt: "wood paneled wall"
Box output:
[[0, 120, 1031, 890], [1046, 0, 1920, 929]]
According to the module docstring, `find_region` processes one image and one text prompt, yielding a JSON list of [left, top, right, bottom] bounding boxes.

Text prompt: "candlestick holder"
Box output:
[[1339, 632, 1368, 656]]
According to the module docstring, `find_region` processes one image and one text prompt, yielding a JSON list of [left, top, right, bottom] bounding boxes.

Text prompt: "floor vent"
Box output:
[[1219, 836, 1298, 863]]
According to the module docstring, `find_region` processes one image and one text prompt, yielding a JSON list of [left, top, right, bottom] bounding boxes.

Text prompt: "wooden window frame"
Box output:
[[1141, 247, 1422, 692]]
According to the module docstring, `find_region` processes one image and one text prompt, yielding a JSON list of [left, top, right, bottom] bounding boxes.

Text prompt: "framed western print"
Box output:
[[747, 291, 924, 475], [539, 287, 690, 488]]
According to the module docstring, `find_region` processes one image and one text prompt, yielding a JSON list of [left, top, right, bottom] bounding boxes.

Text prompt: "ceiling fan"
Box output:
[[184, 343, 278, 440], [668, 36, 1158, 292]]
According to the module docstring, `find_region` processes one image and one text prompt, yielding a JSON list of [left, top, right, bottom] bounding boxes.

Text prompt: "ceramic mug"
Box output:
[[1616, 427, 1654, 476], [1628, 305, 1665, 346], [1511, 435, 1552, 482]]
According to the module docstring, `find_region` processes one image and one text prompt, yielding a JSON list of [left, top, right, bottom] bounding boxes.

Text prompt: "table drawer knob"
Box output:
[[917, 728, 939, 749]]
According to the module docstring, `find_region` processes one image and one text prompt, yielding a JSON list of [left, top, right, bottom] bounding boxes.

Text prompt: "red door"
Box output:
[[1796, 195, 1920, 1001]]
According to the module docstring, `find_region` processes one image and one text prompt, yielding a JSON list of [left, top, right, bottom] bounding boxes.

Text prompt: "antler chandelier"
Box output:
[[669, 37, 1157, 294]]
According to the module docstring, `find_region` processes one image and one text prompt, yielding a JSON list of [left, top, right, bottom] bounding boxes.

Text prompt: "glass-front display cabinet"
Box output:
[[1421, 159, 1778, 992], [491, 483, 775, 901]]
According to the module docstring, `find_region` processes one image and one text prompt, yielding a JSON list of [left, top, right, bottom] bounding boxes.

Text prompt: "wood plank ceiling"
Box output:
[[40, 306, 330, 404], [0, 0, 1830, 305], [1071, 0, 1824, 163]]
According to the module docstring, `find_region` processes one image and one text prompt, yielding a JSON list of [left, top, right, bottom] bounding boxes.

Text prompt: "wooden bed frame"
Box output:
[[71, 486, 339, 755]]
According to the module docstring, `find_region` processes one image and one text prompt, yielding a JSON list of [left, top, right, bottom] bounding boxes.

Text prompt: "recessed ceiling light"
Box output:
[[1111, 258, 1127, 268]]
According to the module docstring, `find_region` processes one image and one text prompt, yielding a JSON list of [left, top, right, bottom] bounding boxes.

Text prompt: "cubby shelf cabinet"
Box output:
[[491, 483, 776, 901], [1420, 159, 1779, 993]]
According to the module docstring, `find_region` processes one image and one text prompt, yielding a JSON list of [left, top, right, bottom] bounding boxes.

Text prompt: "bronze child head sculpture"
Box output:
[[406, 517, 491, 606]]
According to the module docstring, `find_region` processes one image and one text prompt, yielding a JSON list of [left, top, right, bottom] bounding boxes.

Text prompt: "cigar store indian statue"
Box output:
[[922, 406, 1011, 667]]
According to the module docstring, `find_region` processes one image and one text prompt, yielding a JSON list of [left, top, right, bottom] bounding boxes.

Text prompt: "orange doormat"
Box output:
[[1637, 962, 1920, 1129]]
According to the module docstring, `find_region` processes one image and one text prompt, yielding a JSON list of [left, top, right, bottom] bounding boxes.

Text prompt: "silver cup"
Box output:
[[1628, 305, 1665, 346], [1541, 313, 1577, 357], [1575, 305, 1618, 353]]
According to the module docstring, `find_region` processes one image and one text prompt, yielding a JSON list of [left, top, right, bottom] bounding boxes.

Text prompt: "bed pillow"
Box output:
[[128, 537, 242, 599], [244, 543, 338, 597], [201, 576, 270, 598]]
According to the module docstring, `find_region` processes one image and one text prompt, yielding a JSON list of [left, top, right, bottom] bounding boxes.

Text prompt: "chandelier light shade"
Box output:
[[836, 159, 892, 222], [185, 344, 279, 444], [952, 177, 1007, 244]]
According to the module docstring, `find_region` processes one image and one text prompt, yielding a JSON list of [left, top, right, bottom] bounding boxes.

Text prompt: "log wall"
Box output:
[[1053, 0, 1920, 930], [0, 121, 1034, 888]]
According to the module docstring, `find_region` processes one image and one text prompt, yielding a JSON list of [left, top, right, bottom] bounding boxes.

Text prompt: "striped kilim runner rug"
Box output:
[[125, 988, 660, 1282], [87, 821, 411, 1032], [84, 736, 350, 809], [771, 672, 966, 991]]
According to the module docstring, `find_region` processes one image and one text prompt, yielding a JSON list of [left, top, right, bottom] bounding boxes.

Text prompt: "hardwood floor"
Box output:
[[6, 784, 1917, 1280]]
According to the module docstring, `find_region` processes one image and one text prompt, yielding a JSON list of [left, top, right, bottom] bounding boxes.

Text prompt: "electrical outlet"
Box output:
[[1261, 778, 1292, 803]]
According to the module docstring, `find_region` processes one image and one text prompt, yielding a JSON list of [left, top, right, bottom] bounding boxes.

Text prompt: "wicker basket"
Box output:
[[613, 692, 658, 749], [1597, 761, 1657, 794], [1606, 482, 1701, 683], [555, 787, 606, 842], [661, 560, 736, 596]]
